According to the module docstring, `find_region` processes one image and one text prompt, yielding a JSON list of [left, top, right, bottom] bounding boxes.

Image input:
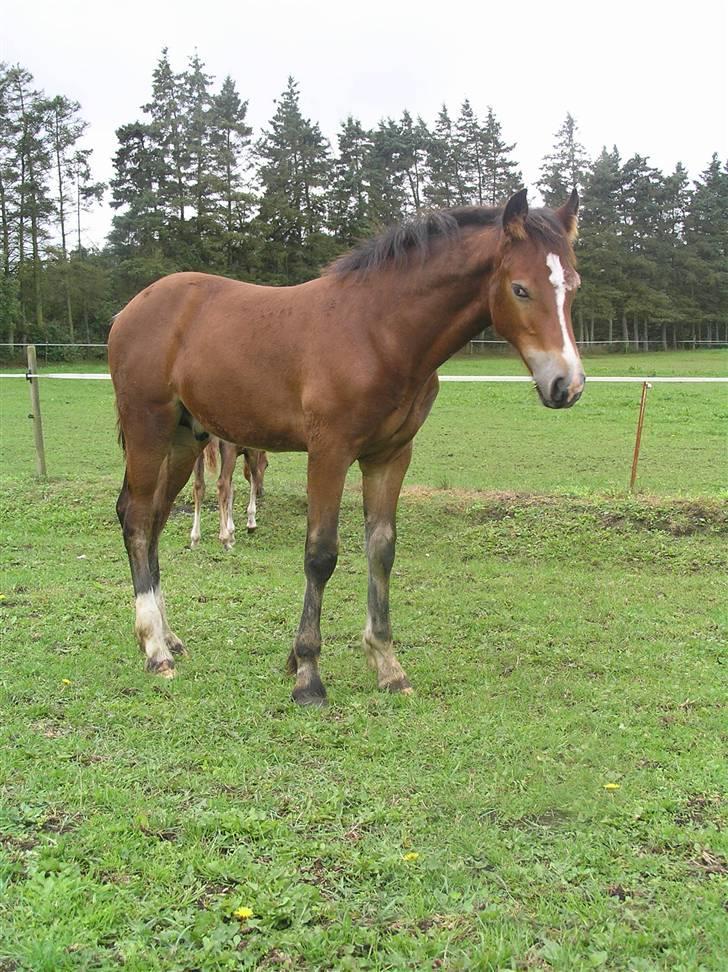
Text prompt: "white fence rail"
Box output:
[[2, 373, 727, 383]]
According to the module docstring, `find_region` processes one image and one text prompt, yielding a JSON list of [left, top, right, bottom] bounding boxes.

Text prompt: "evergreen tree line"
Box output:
[[1, 52, 726, 357]]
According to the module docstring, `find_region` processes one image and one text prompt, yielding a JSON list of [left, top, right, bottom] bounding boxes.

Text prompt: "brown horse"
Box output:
[[109, 189, 584, 704], [190, 438, 269, 549]]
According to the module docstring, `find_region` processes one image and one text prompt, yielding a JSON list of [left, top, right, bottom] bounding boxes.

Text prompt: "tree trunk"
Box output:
[[608, 316, 613, 345], [661, 323, 667, 351], [633, 315, 640, 350], [643, 319, 649, 353], [29, 207, 43, 333], [622, 312, 629, 353], [0, 170, 10, 277], [54, 114, 74, 341]]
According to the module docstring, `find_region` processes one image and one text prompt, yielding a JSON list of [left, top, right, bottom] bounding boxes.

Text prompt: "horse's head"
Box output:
[[489, 189, 585, 409]]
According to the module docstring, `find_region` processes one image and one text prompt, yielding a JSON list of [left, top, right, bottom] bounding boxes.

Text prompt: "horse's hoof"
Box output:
[[190, 539, 199, 549], [292, 672, 327, 707], [168, 638, 187, 657], [382, 677, 413, 695], [247, 525, 256, 534], [292, 690, 327, 708], [148, 658, 176, 678]]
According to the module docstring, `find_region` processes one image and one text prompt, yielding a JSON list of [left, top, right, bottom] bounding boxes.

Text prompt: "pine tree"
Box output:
[[184, 54, 212, 257], [367, 119, 409, 226], [424, 105, 463, 208], [655, 163, 694, 347], [209, 75, 253, 273], [686, 154, 728, 339], [480, 107, 522, 206], [539, 113, 588, 206], [47, 94, 88, 339], [453, 100, 484, 204], [255, 77, 333, 283], [143, 50, 189, 248], [398, 111, 429, 213], [8, 66, 54, 332], [329, 116, 374, 245], [577, 147, 627, 346]]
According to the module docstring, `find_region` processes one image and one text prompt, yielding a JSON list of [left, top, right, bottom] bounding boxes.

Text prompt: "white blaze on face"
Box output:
[[546, 252, 580, 372]]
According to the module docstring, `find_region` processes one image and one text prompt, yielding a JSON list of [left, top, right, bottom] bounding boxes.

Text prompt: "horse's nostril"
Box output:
[[550, 376, 570, 406]]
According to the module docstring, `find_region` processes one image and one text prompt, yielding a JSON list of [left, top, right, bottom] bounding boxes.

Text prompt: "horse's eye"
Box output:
[[512, 283, 530, 300]]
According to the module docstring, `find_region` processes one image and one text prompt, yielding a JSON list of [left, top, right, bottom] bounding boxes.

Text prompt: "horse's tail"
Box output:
[[204, 436, 219, 472]]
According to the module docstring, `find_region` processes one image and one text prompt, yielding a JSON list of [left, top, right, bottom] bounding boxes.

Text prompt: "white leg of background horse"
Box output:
[[190, 454, 205, 547], [246, 475, 257, 532], [217, 442, 238, 550]]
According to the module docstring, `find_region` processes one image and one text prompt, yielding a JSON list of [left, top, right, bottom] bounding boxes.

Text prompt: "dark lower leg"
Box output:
[[289, 454, 348, 705], [291, 530, 338, 705], [360, 445, 413, 693]]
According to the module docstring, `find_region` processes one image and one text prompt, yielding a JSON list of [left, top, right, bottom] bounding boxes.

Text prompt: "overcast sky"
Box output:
[[3, 0, 726, 248]]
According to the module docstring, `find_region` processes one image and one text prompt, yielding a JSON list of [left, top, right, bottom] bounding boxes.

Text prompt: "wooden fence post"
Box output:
[[26, 344, 47, 477], [629, 381, 652, 492]]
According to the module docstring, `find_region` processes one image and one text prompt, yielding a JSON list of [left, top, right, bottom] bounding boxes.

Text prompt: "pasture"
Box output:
[[1, 350, 727, 970]]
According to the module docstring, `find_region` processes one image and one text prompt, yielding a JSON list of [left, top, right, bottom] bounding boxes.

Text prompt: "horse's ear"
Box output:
[[502, 188, 529, 240], [556, 188, 579, 241]]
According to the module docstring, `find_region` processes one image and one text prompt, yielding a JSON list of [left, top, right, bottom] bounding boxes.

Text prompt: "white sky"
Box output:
[[3, 0, 727, 249]]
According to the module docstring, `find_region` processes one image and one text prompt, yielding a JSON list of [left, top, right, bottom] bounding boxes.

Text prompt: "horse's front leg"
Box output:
[[359, 443, 413, 694], [287, 451, 349, 706]]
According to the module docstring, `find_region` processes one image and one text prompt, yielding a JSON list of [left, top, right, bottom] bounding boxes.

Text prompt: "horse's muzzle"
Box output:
[[538, 373, 585, 409]]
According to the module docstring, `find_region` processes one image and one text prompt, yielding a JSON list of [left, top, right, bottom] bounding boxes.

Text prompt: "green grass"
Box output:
[[1, 351, 727, 970]]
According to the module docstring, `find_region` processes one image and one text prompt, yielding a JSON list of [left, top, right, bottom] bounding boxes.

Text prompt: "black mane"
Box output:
[[328, 205, 570, 277]]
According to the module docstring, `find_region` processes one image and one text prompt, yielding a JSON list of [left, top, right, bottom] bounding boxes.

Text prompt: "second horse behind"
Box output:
[[190, 438, 269, 549]]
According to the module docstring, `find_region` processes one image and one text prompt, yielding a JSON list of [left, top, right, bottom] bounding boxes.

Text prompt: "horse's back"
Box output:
[[109, 272, 316, 450]]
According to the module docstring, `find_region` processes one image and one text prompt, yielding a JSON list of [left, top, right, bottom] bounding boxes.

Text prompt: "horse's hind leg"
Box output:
[[117, 405, 200, 676], [217, 441, 237, 550], [359, 443, 413, 694], [190, 453, 205, 547], [149, 427, 203, 659], [116, 411, 178, 676]]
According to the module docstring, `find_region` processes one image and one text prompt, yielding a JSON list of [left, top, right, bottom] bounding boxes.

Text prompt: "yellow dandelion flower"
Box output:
[[233, 906, 254, 920], [402, 852, 420, 862], [603, 783, 621, 790], [62, 678, 72, 686]]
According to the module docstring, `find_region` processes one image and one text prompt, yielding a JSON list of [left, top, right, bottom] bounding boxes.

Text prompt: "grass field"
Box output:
[[1, 351, 727, 970]]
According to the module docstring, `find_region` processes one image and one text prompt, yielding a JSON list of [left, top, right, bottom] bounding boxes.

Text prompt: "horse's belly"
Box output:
[[176, 375, 307, 452]]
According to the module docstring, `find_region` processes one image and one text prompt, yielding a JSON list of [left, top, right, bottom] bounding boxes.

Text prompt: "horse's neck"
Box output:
[[356, 230, 497, 382]]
